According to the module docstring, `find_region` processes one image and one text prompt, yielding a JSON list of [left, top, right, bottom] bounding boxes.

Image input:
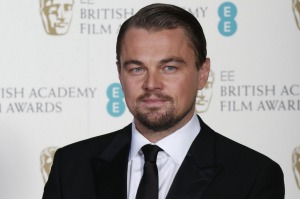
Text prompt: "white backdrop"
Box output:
[[0, 0, 299, 198]]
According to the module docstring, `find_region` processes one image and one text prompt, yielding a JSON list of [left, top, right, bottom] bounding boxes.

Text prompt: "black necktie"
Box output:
[[136, 144, 162, 199]]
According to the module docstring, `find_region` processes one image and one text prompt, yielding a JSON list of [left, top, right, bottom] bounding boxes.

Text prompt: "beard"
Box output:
[[134, 91, 195, 132]]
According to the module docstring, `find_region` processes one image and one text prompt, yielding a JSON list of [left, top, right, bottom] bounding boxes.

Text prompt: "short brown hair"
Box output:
[[116, 3, 207, 70]]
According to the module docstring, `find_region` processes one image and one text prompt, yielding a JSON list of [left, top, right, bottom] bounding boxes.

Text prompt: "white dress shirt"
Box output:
[[127, 114, 200, 199]]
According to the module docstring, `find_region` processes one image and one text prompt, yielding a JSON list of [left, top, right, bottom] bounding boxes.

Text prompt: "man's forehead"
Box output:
[[122, 27, 193, 52]]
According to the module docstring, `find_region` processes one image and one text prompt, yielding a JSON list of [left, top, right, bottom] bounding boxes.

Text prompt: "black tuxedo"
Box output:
[[43, 117, 284, 199]]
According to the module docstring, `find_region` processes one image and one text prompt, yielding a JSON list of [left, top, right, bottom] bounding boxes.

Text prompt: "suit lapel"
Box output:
[[90, 117, 221, 199], [166, 117, 222, 199], [91, 125, 132, 199]]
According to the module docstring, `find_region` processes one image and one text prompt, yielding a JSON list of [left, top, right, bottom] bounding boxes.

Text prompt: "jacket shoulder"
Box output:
[[199, 117, 280, 167], [57, 124, 131, 158]]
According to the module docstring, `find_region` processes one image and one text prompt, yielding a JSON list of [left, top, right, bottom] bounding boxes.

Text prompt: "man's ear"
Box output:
[[198, 58, 210, 89]]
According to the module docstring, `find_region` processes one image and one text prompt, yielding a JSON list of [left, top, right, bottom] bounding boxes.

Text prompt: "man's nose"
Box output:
[[142, 70, 163, 91]]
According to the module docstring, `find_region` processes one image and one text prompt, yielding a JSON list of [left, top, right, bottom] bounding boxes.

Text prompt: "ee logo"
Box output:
[[107, 83, 125, 117], [218, 2, 237, 36]]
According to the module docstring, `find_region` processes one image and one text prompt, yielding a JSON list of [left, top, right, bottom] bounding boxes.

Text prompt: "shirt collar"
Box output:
[[129, 114, 200, 165]]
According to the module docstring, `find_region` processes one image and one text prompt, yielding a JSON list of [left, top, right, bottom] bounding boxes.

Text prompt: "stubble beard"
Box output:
[[134, 91, 196, 132]]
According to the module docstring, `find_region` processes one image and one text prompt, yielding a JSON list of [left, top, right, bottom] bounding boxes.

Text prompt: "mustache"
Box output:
[[137, 91, 173, 102]]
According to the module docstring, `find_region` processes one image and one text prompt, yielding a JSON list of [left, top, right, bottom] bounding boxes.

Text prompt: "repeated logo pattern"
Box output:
[[196, 71, 215, 113], [218, 2, 237, 36], [293, 145, 300, 190], [40, 0, 74, 35], [293, 0, 300, 30], [107, 83, 125, 117], [40, 146, 58, 183]]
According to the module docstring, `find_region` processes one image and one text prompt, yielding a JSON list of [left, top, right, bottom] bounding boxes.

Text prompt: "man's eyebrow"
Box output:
[[122, 57, 187, 68], [159, 57, 187, 65], [122, 60, 144, 68]]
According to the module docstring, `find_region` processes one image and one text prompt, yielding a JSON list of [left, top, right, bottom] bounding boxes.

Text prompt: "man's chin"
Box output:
[[138, 107, 168, 116], [135, 111, 173, 130]]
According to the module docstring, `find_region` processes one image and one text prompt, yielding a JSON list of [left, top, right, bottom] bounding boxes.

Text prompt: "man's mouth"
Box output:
[[138, 93, 172, 107]]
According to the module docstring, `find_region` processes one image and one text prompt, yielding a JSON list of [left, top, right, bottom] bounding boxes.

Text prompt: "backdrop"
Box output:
[[0, 0, 300, 198]]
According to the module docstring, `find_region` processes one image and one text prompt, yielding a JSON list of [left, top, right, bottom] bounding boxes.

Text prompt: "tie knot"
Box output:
[[141, 144, 162, 162]]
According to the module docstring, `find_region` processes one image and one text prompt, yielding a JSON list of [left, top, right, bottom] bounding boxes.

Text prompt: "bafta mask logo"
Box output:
[[195, 71, 215, 113], [40, 146, 58, 183], [40, 0, 74, 35], [293, 0, 300, 30], [293, 145, 300, 190]]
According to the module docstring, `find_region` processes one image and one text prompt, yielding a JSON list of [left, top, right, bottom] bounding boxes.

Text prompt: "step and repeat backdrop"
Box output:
[[0, 0, 299, 198]]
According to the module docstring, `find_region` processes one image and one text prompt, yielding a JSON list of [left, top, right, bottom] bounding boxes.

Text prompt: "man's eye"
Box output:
[[130, 67, 144, 73], [164, 66, 176, 72]]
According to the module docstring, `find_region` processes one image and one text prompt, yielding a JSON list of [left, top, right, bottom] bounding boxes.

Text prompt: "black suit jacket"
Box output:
[[43, 117, 284, 199]]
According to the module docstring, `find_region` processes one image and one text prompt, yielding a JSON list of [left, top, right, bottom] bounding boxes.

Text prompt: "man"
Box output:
[[40, 0, 74, 35], [43, 3, 284, 199]]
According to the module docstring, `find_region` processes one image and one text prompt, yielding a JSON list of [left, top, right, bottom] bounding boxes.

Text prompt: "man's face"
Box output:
[[118, 28, 210, 132], [293, 0, 300, 29], [195, 72, 214, 113], [41, 0, 74, 35]]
